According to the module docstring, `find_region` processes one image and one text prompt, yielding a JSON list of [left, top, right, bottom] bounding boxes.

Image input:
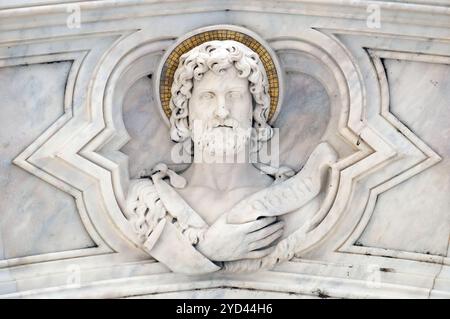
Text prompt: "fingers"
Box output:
[[248, 228, 283, 251], [242, 217, 277, 233], [244, 245, 276, 259], [247, 220, 284, 242]]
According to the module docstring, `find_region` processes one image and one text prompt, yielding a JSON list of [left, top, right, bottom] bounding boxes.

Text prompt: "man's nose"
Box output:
[[214, 95, 229, 119]]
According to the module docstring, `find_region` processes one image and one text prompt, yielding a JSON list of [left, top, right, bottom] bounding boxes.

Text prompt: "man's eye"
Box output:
[[201, 92, 214, 100], [227, 91, 242, 99]]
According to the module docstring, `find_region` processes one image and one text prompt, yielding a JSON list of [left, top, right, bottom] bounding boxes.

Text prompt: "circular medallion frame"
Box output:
[[154, 25, 284, 125]]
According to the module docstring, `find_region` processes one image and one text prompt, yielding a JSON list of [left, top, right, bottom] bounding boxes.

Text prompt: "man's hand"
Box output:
[[196, 215, 284, 262]]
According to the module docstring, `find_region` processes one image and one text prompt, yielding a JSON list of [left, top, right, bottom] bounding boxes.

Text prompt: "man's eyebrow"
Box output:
[[197, 89, 216, 94]]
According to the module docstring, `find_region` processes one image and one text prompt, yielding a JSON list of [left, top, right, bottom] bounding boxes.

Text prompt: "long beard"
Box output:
[[191, 119, 251, 158]]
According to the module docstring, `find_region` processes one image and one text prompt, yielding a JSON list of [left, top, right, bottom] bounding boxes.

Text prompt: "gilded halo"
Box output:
[[156, 25, 283, 124]]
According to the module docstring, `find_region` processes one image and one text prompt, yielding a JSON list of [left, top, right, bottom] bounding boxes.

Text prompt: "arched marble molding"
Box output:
[[0, 0, 447, 299], [339, 49, 446, 265], [297, 40, 444, 266], [84, 41, 174, 210], [15, 23, 441, 276], [78, 31, 178, 254], [3, 50, 110, 269], [260, 30, 398, 258], [23, 38, 147, 259], [78, 25, 402, 264], [1, 1, 449, 36]]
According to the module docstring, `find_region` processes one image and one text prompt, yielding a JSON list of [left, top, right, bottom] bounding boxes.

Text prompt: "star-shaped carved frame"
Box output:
[[6, 25, 447, 296]]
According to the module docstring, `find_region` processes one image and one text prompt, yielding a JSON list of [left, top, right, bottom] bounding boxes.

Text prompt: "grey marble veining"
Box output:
[[0, 62, 95, 260]]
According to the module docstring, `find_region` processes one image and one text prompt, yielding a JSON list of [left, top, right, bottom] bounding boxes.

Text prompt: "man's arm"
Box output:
[[143, 218, 222, 274]]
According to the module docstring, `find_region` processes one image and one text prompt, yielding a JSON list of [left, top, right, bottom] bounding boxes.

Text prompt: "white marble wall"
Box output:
[[0, 0, 449, 298], [0, 62, 94, 259], [358, 59, 450, 256]]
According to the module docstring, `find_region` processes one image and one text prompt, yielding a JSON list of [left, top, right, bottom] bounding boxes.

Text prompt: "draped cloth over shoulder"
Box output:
[[126, 143, 338, 274], [126, 165, 221, 274]]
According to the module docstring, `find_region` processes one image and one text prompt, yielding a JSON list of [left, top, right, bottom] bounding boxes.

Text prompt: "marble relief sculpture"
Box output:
[[3, 1, 449, 298], [126, 39, 337, 274]]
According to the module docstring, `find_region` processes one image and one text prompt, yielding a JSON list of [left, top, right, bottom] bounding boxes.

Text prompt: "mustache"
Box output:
[[207, 118, 240, 129]]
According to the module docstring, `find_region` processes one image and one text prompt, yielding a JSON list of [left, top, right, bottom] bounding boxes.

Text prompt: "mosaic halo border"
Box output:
[[156, 26, 282, 124]]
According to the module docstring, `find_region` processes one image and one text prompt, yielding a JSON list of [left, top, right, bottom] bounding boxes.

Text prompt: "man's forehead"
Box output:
[[193, 68, 249, 91]]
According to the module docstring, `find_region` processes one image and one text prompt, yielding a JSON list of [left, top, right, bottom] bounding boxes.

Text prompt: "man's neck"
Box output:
[[182, 159, 269, 192]]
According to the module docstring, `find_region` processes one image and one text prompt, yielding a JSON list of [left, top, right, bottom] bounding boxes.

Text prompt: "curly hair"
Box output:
[[169, 40, 273, 143]]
